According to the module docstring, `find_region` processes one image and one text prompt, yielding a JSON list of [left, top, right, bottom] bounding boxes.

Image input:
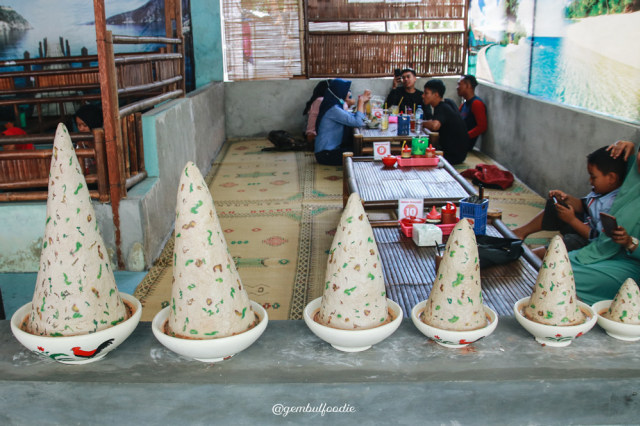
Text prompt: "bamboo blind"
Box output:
[[222, 0, 302, 80]]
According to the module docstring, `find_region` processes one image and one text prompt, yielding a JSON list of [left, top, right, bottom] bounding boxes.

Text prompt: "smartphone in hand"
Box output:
[[600, 212, 618, 237], [552, 196, 568, 208]]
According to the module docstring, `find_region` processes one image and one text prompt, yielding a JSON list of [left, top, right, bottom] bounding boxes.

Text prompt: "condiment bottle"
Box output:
[[441, 202, 457, 224], [426, 144, 436, 158], [426, 206, 441, 223], [401, 141, 412, 158]]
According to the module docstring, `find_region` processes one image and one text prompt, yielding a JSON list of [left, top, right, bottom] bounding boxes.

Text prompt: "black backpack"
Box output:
[[265, 130, 308, 152]]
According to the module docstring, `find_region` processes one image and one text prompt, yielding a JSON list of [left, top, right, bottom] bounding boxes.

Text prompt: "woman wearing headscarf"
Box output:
[[571, 140, 640, 304], [314, 79, 370, 166], [303, 80, 331, 147]]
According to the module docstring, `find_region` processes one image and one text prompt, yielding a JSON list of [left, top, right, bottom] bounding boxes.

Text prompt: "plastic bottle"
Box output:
[[415, 106, 423, 121]]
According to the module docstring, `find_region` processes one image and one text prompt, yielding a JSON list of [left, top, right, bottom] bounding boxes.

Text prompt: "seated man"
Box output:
[[385, 68, 429, 118], [456, 74, 487, 151], [422, 79, 469, 165]]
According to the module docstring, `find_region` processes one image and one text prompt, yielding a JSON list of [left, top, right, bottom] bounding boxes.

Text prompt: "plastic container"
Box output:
[[436, 219, 459, 236], [399, 217, 426, 238], [411, 137, 428, 156], [396, 157, 439, 167], [397, 114, 410, 136], [460, 197, 489, 235], [441, 202, 457, 224]]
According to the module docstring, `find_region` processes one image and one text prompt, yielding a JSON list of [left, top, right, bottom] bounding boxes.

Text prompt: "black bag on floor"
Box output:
[[265, 130, 308, 151], [476, 235, 523, 268]]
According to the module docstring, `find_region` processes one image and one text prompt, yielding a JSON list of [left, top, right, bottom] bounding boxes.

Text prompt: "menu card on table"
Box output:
[[373, 142, 391, 160], [398, 198, 424, 221]]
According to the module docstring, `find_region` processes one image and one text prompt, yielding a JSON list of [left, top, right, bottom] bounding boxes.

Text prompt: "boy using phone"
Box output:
[[513, 146, 627, 258]]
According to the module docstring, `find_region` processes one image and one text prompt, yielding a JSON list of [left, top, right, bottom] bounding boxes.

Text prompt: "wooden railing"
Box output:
[[0, 0, 185, 267], [0, 129, 108, 202], [0, 52, 101, 133], [94, 0, 184, 267]]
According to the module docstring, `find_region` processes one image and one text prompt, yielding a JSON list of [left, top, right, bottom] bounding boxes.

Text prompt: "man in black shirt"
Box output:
[[385, 68, 429, 117], [422, 79, 469, 165]]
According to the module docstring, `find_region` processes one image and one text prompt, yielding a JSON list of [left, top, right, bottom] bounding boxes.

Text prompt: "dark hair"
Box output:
[[74, 104, 103, 130], [401, 68, 416, 77], [587, 146, 628, 182], [423, 79, 445, 98], [461, 74, 478, 89], [303, 80, 331, 116]]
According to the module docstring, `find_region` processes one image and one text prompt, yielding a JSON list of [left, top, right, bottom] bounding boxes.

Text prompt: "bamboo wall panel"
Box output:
[[307, 0, 466, 21], [307, 32, 464, 77], [36, 70, 100, 88], [118, 63, 154, 88], [0, 77, 14, 90]]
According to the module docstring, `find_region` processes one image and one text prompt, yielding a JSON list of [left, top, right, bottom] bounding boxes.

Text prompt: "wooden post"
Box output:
[[342, 152, 353, 207], [121, 116, 131, 178], [93, 128, 109, 202], [165, 0, 185, 95], [94, 0, 125, 268], [135, 112, 145, 173]]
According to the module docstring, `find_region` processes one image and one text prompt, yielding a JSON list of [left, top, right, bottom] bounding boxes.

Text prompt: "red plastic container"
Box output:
[[396, 157, 439, 167], [399, 216, 426, 237], [436, 218, 460, 236]]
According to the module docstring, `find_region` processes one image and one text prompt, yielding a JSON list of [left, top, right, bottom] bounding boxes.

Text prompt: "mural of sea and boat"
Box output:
[[0, 0, 193, 87]]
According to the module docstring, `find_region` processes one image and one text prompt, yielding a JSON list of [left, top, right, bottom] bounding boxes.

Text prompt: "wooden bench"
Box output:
[[373, 219, 542, 317]]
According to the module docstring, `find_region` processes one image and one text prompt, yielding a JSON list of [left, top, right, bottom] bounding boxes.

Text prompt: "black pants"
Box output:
[[541, 198, 589, 251], [315, 149, 344, 166]]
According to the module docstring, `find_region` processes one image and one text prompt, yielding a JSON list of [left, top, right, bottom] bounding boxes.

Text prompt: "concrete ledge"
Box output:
[[2, 318, 639, 424]]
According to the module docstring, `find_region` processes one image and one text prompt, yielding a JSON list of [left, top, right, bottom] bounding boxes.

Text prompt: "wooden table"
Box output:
[[373, 219, 542, 318], [343, 153, 476, 209], [353, 123, 439, 156]]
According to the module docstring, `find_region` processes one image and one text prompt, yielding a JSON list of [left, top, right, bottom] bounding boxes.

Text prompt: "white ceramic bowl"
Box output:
[[10, 293, 142, 364], [410, 300, 498, 348], [152, 300, 268, 362], [592, 300, 640, 342], [303, 297, 403, 352], [514, 297, 597, 347]]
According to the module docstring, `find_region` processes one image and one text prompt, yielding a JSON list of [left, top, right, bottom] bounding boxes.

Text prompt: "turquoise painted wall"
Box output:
[[192, 0, 225, 86]]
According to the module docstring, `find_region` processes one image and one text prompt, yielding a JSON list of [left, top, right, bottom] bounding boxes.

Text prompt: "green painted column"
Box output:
[[192, 0, 225, 86]]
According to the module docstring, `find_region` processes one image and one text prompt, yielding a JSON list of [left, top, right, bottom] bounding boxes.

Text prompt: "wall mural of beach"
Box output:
[[0, 0, 193, 89], [468, 0, 640, 124]]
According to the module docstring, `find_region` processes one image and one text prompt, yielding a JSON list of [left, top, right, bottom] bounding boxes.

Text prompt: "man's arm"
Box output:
[[423, 119, 441, 131], [467, 99, 487, 139]]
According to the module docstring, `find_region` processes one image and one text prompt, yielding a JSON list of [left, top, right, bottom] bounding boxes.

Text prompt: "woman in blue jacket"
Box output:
[[314, 79, 371, 166]]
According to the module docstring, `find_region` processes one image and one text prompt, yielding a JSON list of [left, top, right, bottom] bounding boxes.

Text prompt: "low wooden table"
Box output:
[[353, 123, 439, 156], [374, 219, 542, 318], [343, 153, 476, 209]]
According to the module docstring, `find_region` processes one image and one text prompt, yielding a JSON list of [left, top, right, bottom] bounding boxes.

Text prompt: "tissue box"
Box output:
[[412, 223, 443, 247]]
